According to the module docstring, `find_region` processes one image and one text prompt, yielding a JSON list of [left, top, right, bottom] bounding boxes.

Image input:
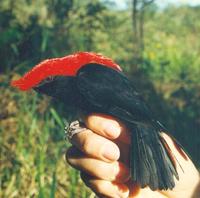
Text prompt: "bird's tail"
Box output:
[[130, 124, 179, 190]]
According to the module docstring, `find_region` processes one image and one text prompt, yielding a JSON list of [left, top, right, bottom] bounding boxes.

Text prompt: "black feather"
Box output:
[[34, 63, 181, 190]]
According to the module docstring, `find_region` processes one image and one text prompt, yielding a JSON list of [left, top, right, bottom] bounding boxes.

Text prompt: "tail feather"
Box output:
[[130, 124, 179, 190]]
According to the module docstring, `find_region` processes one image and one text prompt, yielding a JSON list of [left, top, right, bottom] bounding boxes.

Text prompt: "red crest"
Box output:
[[11, 52, 122, 91]]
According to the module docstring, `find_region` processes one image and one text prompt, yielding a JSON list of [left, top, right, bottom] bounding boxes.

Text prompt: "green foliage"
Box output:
[[143, 6, 200, 83], [0, 79, 92, 197]]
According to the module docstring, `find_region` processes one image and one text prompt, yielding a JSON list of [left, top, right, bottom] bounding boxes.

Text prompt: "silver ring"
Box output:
[[65, 120, 86, 141]]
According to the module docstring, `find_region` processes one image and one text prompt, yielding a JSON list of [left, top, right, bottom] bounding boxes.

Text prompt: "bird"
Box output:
[[11, 51, 181, 190]]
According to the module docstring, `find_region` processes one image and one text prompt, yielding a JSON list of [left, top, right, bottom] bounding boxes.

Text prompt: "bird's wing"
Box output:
[[76, 64, 154, 124], [76, 64, 180, 190]]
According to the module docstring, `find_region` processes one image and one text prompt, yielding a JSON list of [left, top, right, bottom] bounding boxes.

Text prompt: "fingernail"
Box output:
[[104, 122, 121, 138], [102, 143, 120, 161]]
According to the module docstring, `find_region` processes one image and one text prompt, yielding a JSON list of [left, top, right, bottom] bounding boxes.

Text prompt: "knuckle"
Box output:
[[65, 155, 73, 167], [81, 134, 93, 153], [94, 184, 104, 195], [65, 147, 73, 162], [95, 162, 116, 181], [85, 114, 98, 127], [109, 162, 119, 181], [93, 181, 109, 195], [65, 147, 78, 167]]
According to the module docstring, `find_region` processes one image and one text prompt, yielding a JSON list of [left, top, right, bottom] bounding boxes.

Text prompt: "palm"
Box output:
[[115, 133, 198, 198]]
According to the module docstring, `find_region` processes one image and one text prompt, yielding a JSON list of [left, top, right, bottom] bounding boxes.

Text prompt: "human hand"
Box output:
[[66, 114, 200, 198]]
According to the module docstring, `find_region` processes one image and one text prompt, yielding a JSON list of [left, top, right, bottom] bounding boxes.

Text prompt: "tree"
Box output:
[[132, 0, 154, 66]]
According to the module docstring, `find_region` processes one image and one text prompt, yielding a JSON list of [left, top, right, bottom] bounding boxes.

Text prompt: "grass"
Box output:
[[0, 73, 93, 197]]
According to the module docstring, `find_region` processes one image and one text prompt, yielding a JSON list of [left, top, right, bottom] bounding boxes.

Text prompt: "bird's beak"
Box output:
[[34, 76, 76, 103]]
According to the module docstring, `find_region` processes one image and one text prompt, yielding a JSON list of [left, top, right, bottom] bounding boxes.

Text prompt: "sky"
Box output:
[[113, 0, 200, 9], [156, 0, 200, 8]]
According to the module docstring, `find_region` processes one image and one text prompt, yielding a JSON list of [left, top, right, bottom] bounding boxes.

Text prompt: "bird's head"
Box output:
[[11, 52, 121, 95]]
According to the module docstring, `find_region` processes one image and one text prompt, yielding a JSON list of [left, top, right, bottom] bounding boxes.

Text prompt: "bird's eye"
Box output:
[[45, 76, 55, 82], [35, 76, 55, 87]]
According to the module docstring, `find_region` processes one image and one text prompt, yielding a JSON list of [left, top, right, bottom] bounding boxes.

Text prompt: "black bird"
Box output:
[[11, 52, 181, 190]]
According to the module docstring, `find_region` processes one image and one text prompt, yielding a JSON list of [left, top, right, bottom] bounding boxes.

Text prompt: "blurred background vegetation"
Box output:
[[0, 0, 200, 197]]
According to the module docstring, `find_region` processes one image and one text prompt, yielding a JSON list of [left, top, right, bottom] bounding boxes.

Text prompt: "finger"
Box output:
[[80, 172, 129, 198], [70, 128, 120, 162], [125, 180, 168, 198], [84, 113, 131, 144], [66, 146, 130, 183], [158, 133, 200, 198]]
